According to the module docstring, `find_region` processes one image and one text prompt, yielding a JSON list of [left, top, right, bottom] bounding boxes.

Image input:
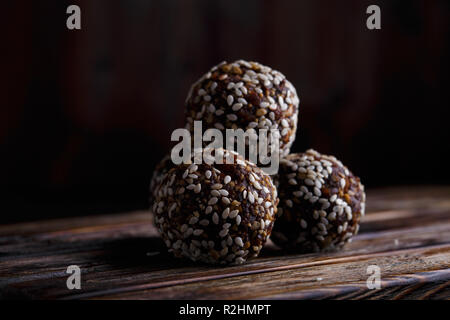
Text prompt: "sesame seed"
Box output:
[[288, 178, 297, 185], [186, 184, 195, 190], [222, 208, 230, 219], [257, 219, 264, 230], [189, 217, 198, 225], [293, 191, 303, 197], [278, 96, 284, 105], [229, 209, 239, 218], [214, 123, 224, 130], [212, 212, 219, 224], [321, 202, 331, 210], [223, 223, 231, 229], [200, 219, 209, 226], [227, 95, 234, 106], [205, 170, 212, 179], [328, 212, 336, 220], [235, 237, 244, 247], [219, 229, 228, 237], [285, 199, 293, 208], [252, 180, 262, 190], [314, 187, 322, 197], [235, 257, 245, 264], [300, 219, 308, 229], [330, 194, 338, 202], [248, 193, 255, 203], [194, 184, 201, 193], [232, 103, 243, 111], [207, 104, 216, 113], [224, 175, 231, 184], [222, 197, 230, 205], [305, 178, 315, 186], [208, 197, 219, 205], [340, 178, 346, 188], [227, 114, 238, 121], [236, 215, 241, 225], [193, 229, 204, 236], [211, 183, 223, 190]]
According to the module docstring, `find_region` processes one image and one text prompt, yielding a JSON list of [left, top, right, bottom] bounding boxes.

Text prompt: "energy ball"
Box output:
[[185, 60, 300, 158], [152, 149, 279, 265], [271, 149, 366, 253]]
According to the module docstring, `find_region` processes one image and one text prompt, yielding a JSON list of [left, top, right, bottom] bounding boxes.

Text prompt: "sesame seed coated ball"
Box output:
[[271, 149, 366, 253], [152, 149, 279, 265], [185, 60, 300, 158]]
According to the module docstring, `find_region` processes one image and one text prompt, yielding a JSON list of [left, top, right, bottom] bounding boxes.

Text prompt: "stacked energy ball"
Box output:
[[185, 60, 299, 158], [271, 150, 365, 253], [152, 149, 278, 264], [150, 60, 365, 265]]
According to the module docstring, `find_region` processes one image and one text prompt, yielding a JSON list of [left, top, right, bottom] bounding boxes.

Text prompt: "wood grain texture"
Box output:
[[1, 186, 449, 300]]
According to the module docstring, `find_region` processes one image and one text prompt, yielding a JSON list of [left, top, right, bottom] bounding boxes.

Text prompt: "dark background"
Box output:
[[1, 0, 449, 223]]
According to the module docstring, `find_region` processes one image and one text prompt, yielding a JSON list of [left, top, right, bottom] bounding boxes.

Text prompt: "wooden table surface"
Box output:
[[1, 186, 449, 300]]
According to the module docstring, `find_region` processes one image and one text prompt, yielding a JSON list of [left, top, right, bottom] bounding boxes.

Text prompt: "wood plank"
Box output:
[[2, 219, 449, 299], [1, 186, 449, 300], [89, 244, 450, 299]]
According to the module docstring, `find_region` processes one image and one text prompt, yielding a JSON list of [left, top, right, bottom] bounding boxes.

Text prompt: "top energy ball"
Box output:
[[185, 60, 300, 158]]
